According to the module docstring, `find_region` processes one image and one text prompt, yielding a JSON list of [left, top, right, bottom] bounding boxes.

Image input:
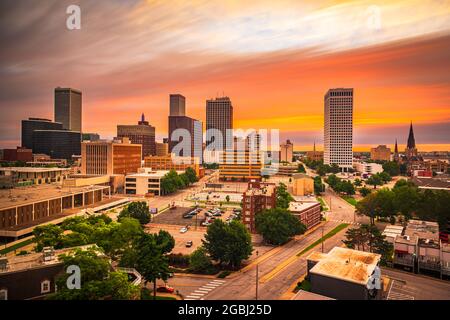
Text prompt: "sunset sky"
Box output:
[[1, 0, 449, 151]]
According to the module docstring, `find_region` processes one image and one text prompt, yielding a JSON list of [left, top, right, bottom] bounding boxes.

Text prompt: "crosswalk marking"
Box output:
[[184, 280, 226, 300]]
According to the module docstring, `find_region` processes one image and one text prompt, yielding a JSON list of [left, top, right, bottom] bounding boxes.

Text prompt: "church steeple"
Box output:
[[141, 113, 145, 123], [393, 138, 399, 162], [407, 121, 416, 149]]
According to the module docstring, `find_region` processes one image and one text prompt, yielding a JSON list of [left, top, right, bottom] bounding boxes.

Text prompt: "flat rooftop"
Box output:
[[309, 247, 381, 286], [289, 201, 320, 212], [243, 183, 276, 197], [0, 245, 99, 274], [126, 170, 183, 178], [0, 167, 70, 173], [0, 184, 109, 210], [405, 219, 440, 241]]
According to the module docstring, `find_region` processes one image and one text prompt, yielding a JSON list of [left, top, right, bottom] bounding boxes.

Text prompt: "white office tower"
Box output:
[[324, 88, 353, 171]]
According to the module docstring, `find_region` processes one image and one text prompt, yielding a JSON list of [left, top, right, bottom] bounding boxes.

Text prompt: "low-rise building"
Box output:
[[411, 175, 450, 191], [306, 247, 382, 300], [353, 162, 383, 176], [0, 184, 110, 240], [2, 147, 33, 162], [291, 173, 314, 196], [0, 167, 70, 188], [124, 168, 183, 196], [393, 219, 448, 276], [288, 200, 321, 229], [242, 181, 276, 232], [382, 225, 404, 243], [143, 154, 200, 177]]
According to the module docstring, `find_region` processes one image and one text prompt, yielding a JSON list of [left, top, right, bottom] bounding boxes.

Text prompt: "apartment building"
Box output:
[[280, 139, 294, 163], [288, 200, 321, 229], [291, 173, 314, 196], [124, 168, 183, 196], [353, 162, 383, 176], [242, 181, 276, 232]]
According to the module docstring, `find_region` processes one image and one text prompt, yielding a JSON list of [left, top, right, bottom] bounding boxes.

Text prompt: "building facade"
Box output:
[[170, 94, 186, 116], [206, 97, 233, 150], [280, 139, 294, 163], [289, 201, 321, 229], [168, 116, 203, 162], [21, 118, 63, 150], [2, 147, 32, 162], [32, 130, 81, 160], [155, 142, 169, 156], [242, 181, 276, 232], [54, 87, 82, 132], [117, 114, 156, 158], [144, 155, 200, 177], [324, 88, 353, 171], [124, 169, 182, 196], [353, 162, 383, 176], [81, 138, 142, 176], [370, 145, 391, 162], [291, 174, 314, 196]]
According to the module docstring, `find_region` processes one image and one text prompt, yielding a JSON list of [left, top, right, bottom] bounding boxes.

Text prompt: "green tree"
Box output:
[[275, 182, 294, 209], [359, 187, 372, 197], [33, 224, 64, 252], [392, 185, 420, 220], [313, 176, 325, 195], [353, 178, 363, 187], [356, 189, 395, 224], [366, 174, 383, 189], [185, 167, 198, 184], [189, 246, 213, 272], [378, 172, 392, 183], [202, 220, 253, 269], [316, 164, 330, 176], [330, 163, 340, 174], [118, 201, 151, 225], [382, 161, 400, 176], [326, 174, 340, 189], [48, 248, 139, 300], [134, 233, 172, 300], [255, 208, 306, 245]]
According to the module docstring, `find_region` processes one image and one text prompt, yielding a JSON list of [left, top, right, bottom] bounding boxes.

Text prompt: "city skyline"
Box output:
[[0, 1, 449, 151]]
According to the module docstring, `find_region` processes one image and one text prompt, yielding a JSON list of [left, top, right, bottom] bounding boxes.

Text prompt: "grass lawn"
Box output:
[[341, 196, 358, 207], [296, 223, 349, 257], [317, 197, 329, 211], [0, 238, 34, 255]]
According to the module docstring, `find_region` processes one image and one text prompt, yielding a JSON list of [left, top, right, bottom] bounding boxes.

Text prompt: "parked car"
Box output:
[[185, 241, 193, 248], [157, 285, 174, 293], [183, 214, 193, 219], [180, 227, 188, 233]]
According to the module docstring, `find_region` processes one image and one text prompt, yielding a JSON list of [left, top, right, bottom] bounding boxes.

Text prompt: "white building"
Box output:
[[124, 168, 184, 196], [324, 88, 353, 171], [353, 162, 383, 175]]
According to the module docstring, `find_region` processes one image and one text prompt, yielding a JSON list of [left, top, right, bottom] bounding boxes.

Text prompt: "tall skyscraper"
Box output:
[[206, 97, 233, 149], [170, 94, 186, 116], [324, 88, 353, 171], [54, 87, 82, 132], [117, 113, 156, 158], [32, 130, 81, 160], [168, 95, 202, 162], [21, 118, 63, 149]]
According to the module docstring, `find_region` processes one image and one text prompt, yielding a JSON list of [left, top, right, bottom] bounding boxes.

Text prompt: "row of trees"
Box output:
[[325, 174, 355, 195], [303, 159, 342, 176], [343, 224, 393, 264], [160, 167, 198, 195], [365, 172, 392, 189], [356, 179, 450, 228]]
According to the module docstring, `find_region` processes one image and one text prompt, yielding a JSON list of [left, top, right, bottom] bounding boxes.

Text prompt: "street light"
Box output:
[[255, 250, 259, 300]]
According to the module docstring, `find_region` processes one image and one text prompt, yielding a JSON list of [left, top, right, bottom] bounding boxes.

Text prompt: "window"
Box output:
[[41, 280, 51, 294], [0, 289, 7, 300]]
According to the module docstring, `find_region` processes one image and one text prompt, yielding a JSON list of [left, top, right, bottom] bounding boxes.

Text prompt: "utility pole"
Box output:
[[255, 250, 259, 300]]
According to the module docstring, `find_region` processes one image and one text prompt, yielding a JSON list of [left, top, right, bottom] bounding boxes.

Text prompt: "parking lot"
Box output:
[[189, 191, 243, 204]]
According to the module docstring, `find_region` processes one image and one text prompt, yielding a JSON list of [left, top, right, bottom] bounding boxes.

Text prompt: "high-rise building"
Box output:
[[21, 118, 63, 149], [170, 94, 186, 116], [280, 139, 294, 163], [117, 113, 156, 159], [54, 87, 82, 132], [206, 97, 233, 150], [32, 130, 81, 160], [168, 94, 203, 162], [370, 145, 391, 161], [81, 138, 142, 176], [324, 88, 353, 171]]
